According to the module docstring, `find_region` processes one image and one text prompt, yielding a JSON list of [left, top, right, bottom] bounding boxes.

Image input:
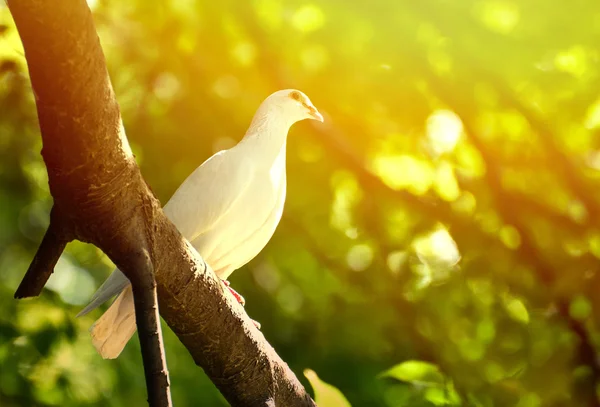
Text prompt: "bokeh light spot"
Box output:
[[499, 225, 521, 249], [212, 75, 240, 99], [231, 41, 256, 67], [414, 228, 460, 268], [46, 255, 96, 305], [252, 261, 280, 293], [434, 161, 460, 201], [277, 284, 304, 314], [330, 171, 362, 233], [569, 295, 592, 321], [371, 154, 434, 194], [387, 251, 407, 275], [300, 44, 329, 72], [589, 234, 600, 259], [426, 109, 463, 154], [346, 244, 374, 272], [554, 46, 589, 78], [292, 5, 325, 33], [255, 0, 284, 31], [584, 98, 600, 129], [477, 1, 520, 34], [153, 72, 180, 101], [451, 191, 477, 215]]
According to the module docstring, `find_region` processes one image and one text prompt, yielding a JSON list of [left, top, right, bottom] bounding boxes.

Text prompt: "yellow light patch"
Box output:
[[427, 49, 452, 75], [371, 154, 434, 195], [346, 244, 374, 272], [554, 46, 589, 78], [300, 44, 329, 72], [212, 75, 241, 99], [292, 5, 325, 33], [427, 109, 463, 154], [477, 1, 520, 34], [434, 161, 461, 201], [584, 98, 600, 130], [231, 41, 257, 67], [329, 171, 362, 234], [499, 225, 521, 249], [255, 0, 284, 31], [387, 251, 408, 275], [413, 228, 460, 268]]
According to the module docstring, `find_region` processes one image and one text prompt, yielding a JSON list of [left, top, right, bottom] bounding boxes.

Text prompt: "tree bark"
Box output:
[[7, 0, 316, 406]]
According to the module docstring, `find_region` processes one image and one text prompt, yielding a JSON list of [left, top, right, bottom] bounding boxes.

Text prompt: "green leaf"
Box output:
[[304, 369, 351, 407], [379, 360, 445, 386], [424, 383, 462, 406], [504, 295, 530, 324], [425, 387, 452, 405]]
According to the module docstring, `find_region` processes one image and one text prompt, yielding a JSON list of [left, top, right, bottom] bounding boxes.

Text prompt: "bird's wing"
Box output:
[[77, 150, 250, 317], [77, 149, 251, 317], [163, 149, 254, 242], [76, 268, 130, 317]]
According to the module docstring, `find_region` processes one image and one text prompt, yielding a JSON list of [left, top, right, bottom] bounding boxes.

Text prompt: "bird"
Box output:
[[77, 89, 324, 359]]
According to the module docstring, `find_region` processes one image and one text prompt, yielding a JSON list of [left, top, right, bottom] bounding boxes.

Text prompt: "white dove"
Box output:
[[77, 89, 323, 359]]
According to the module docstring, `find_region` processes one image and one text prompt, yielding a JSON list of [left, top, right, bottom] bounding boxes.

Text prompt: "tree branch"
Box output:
[[14, 208, 69, 298], [125, 241, 172, 407], [7, 0, 316, 406]]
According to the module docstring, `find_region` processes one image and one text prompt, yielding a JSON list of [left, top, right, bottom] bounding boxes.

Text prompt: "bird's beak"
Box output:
[[308, 105, 324, 122]]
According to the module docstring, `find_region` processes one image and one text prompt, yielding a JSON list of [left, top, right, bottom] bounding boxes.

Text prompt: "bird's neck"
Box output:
[[241, 110, 292, 165]]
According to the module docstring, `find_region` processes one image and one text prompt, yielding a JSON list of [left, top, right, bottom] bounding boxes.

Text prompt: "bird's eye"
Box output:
[[290, 91, 301, 101]]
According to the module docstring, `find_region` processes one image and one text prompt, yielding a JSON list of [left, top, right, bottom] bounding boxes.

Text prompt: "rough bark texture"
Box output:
[[8, 0, 316, 406]]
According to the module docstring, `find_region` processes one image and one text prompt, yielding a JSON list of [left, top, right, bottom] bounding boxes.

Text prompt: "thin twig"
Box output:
[[129, 247, 172, 407]]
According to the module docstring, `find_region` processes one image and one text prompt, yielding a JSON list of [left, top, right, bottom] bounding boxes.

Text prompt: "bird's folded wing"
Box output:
[[77, 150, 251, 317], [163, 149, 254, 242]]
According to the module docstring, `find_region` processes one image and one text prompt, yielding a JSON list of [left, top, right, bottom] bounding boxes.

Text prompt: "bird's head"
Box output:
[[261, 89, 324, 125]]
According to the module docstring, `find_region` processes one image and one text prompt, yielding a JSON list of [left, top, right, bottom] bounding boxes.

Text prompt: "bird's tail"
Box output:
[[89, 285, 137, 359]]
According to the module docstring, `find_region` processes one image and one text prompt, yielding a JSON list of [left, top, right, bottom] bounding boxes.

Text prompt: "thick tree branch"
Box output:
[[7, 0, 316, 406]]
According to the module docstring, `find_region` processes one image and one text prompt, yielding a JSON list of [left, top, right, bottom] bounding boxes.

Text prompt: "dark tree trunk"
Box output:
[[7, 0, 316, 406]]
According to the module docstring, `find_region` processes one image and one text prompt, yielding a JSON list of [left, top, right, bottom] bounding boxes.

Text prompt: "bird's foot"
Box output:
[[221, 279, 246, 307]]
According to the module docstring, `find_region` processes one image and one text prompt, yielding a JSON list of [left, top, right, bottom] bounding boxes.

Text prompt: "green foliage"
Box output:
[[305, 369, 352, 407], [380, 361, 461, 406], [380, 360, 445, 386], [2, 0, 600, 406]]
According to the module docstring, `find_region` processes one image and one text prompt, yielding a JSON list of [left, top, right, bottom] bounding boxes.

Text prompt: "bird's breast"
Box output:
[[192, 159, 287, 278]]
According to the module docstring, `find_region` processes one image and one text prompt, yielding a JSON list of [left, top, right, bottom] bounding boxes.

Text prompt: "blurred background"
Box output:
[[2, 0, 600, 406]]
